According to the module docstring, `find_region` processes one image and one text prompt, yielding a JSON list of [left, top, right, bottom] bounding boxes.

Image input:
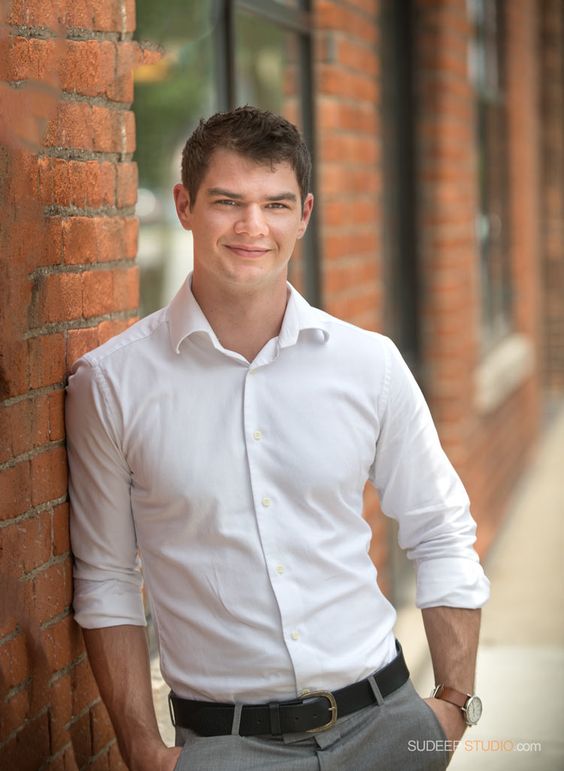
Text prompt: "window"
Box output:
[[134, 0, 219, 316], [379, 0, 420, 608], [134, 1, 316, 659], [134, 0, 318, 317], [380, 0, 419, 373], [468, 0, 512, 350]]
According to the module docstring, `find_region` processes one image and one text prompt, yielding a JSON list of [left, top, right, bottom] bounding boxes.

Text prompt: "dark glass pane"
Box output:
[[234, 9, 309, 292], [469, 0, 511, 348], [234, 10, 303, 126], [272, 0, 302, 8], [134, 0, 218, 315]]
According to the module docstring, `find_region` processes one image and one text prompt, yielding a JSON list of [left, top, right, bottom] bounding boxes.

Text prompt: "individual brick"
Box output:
[[58, 40, 116, 98], [41, 614, 81, 674], [29, 334, 66, 389], [0, 632, 29, 691], [24, 559, 72, 626], [66, 327, 100, 368], [38, 158, 116, 209], [81, 270, 115, 318], [116, 162, 138, 209], [0, 710, 50, 771], [43, 102, 135, 154], [30, 445, 68, 507], [52, 501, 70, 556], [0, 461, 32, 521]]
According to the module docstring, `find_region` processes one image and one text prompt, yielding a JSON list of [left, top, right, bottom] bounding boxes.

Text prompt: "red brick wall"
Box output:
[[314, 0, 545, 581], [414, 0, 480, 460], [413, 0, 541, 555], [0, 1, 151, 767], [314, 0, 382, 332], [540, 0, 564, 393], [0, 0, 556, 766], [313, 0, 391, 590], [471, 0, 542, 551]]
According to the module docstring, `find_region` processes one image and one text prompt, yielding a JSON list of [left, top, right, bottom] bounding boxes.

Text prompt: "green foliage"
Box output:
[[134, 0, 217, 190]]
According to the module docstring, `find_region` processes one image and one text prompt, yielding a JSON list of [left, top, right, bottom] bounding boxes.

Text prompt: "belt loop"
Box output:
[[368, 675, 385, 706], [168, 692, 177, 727], [231, 703, 243, 735], [269, 702, 283, 736]]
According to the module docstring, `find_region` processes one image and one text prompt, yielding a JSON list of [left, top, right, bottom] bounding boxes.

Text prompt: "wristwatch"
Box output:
[[431, 684, 483, 726]]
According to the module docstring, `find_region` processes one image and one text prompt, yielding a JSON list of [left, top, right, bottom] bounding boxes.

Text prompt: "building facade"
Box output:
[[0, 0, 562, 767]]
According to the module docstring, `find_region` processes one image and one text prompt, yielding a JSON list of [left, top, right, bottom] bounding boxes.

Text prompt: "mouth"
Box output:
[[224, 244, 271, 258]]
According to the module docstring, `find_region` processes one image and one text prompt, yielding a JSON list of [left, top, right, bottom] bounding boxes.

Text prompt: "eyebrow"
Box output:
[[207, 187, 298, 203]]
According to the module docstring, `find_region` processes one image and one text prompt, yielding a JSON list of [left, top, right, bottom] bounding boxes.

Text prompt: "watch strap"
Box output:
[[432, 684, 469, 710]]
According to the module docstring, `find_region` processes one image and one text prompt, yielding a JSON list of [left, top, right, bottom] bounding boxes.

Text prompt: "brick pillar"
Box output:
[[314, 0, 382, 332], [0, 1, 155, 767], [413, 0, 480, 466], [540, 0, 564, 393], [313, 0, 392, 593], [413, 0, 541, 554]]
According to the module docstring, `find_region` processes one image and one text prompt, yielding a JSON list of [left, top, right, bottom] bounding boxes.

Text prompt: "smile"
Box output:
[[225, 245, 271, 258]]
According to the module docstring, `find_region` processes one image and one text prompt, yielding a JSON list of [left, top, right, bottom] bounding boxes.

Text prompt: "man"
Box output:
[[66, 106, 490, 771]]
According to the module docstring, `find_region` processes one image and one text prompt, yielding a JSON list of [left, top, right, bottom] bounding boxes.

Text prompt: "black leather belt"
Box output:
[[169, 641, 409, 737]]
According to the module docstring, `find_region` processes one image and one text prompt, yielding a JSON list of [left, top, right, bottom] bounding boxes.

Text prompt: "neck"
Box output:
[[191, 273, 289, 362]]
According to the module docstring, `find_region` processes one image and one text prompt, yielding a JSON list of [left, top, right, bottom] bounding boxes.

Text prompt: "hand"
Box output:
[[424, 697, 466, 744], [129, 744, 183, 771]]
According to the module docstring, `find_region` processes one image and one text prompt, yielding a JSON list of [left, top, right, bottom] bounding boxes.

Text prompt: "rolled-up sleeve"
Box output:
[[370, 338, 490, 609], [65, 357, 146, 628]]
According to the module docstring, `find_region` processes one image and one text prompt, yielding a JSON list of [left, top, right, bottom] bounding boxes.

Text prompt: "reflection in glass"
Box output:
[[468, 0, 511, 349], [134, 0, 218, 316], [234, 9, 307, 292], [235, 10, 303, 131]]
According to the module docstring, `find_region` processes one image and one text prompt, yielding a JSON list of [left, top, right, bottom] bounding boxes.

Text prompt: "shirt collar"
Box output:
[[167, 272, 330, 355]]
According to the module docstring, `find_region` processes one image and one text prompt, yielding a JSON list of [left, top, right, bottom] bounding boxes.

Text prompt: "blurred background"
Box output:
[[132, 0, 562, 616], [132, 2, 564, 767], [0, 0, 562, 768]]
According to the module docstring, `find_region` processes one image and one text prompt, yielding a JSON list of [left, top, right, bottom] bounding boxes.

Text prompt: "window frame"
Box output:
[[214, 0, 320, 305], [468, 0, 512, 352]]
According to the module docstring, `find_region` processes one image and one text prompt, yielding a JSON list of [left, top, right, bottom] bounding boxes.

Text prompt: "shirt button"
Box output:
[[275, 564, 285, 575], [261, 497, 272, 508], [253, 430, 263, 441], [291, 630, 300, 641]]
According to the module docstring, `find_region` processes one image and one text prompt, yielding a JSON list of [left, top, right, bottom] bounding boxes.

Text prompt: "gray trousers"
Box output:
[[173, 680, 450, 770]]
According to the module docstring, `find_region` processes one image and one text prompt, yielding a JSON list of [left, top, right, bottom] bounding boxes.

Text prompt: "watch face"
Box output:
[[465, 695, 483, 725]]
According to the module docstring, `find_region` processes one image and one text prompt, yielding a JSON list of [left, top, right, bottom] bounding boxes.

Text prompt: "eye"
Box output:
[[266, 202, 289, 210], [215, 199, 238, 206]]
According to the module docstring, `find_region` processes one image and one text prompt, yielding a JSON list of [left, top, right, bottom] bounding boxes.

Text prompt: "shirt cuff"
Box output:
[[415, 557, 491, 609], [73, 577, 147, 629]]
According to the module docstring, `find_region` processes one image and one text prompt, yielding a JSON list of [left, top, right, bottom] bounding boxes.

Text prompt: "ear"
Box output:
[[173, 183, 192, 231], [297, 193, 314, 240]]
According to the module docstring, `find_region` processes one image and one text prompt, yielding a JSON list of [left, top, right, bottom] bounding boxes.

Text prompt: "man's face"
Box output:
[[173, 148, 313, 294]]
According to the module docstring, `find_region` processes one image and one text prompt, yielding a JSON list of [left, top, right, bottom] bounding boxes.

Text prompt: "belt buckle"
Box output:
[[303, 690, 338, 733]]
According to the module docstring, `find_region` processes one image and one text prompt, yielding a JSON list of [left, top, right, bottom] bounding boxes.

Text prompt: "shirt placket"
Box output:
[[242, 361, 309, 692]]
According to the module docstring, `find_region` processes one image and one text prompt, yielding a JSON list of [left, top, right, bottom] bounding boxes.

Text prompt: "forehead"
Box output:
[[201, 148, 299, 194]]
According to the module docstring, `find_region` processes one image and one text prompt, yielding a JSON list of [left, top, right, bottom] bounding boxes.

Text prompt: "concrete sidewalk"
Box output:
[[396, 401, 564, 770], [152, 403, 564, 767]]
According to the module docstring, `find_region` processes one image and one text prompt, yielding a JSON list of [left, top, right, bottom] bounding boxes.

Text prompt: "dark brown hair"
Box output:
[[181, 105, 311, 209]]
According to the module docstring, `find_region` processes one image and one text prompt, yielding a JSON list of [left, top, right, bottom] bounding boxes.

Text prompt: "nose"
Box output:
[[234, 205, 268, 237]]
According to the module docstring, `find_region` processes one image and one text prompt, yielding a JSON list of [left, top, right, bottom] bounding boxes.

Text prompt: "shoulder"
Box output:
[[74, 306, 170, 373], [313, 306, 398, 361]]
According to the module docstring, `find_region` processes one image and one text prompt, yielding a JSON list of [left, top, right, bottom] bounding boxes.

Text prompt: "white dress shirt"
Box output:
[[66, 275, 490, 703]]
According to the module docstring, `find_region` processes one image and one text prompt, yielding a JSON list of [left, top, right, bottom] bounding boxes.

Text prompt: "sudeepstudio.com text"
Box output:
[[408, 739, 542, 753]]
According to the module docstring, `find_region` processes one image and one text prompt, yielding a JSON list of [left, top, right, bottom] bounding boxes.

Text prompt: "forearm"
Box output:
[[82, 624, 173, 770], [421, 606, 481, 692]]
